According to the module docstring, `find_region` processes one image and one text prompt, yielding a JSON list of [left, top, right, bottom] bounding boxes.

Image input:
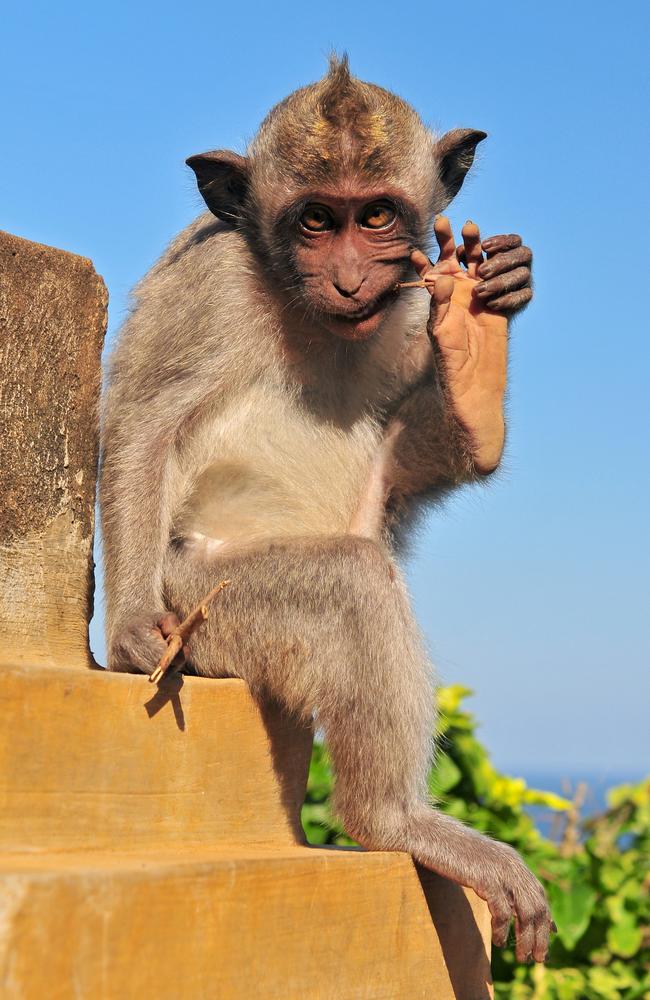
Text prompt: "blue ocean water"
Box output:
[[517, 770, 648, 840]]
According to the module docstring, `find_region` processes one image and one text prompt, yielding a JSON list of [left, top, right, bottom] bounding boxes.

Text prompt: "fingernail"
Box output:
[[475, 282, 487, 293]]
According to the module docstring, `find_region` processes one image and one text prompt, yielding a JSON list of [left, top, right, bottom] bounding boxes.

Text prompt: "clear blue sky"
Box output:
[[3, 1, 648, 777]]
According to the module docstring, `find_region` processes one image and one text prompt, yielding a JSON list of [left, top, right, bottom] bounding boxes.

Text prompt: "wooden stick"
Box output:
[[395, 278, 436, 291], [150, 634, 184, 683], [149, 579, 231, 684]]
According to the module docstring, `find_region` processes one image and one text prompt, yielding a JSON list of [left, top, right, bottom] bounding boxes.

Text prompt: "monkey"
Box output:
[[100, 56, 551, 963]]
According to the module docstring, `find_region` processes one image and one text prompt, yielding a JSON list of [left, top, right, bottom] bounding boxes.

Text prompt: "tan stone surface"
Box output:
[[0, 667, 313, 852], [0, 666, 492, 997], [0, 847, 492, 999], [0, 230, 107, 670], [0, 231, 493, 997]]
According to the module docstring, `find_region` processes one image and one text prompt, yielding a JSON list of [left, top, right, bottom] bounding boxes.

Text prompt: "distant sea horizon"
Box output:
[[511, 768, 648, 840]]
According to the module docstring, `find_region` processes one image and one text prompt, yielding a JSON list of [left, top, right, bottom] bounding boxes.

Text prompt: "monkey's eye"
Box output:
[[300, 205, 335, 232], [360, 203, 397, 230]]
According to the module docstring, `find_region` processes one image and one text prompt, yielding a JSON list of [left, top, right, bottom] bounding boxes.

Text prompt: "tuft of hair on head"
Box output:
[[318, 52, 369, 128], [327, 51, 351, 83], [247, 54, 439, 243]]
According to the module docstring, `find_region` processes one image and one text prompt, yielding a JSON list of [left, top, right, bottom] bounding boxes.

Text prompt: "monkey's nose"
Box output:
[[333, 277, 365, 298]]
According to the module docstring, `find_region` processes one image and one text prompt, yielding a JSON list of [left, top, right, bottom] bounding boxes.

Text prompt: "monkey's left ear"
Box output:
[[186, 150, 249, 223], [435, 129, 487, 208]]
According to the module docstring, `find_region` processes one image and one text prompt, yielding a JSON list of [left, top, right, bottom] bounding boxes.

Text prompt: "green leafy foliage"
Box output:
[[301, 685, 650, 999]]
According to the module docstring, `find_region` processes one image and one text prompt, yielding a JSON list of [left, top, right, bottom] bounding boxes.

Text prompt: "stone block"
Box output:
[[0, 231, 107, 670]]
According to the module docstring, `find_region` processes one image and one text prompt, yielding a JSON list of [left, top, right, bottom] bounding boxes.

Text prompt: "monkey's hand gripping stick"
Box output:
[[149, 579, 231, 684]]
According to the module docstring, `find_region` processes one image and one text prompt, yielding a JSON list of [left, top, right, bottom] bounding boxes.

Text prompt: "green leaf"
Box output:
[[437, 684, 473, 716], [607, 777, 650, 810], [588, 965, 627, 999], [548, 881, 597, 950], [522, 788, 572, 811], [554, 968, 589, 1000], [599, 862, 626, 892], [301, 820, 330, 844], [606, 914, 642, 958], [605, 894, 627, 923], [430, 752, 462, 795], [607, 959, 642, 990]]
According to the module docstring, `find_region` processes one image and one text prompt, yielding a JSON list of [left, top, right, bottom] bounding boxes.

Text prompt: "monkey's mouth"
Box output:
[[322, 288, 398, 341]]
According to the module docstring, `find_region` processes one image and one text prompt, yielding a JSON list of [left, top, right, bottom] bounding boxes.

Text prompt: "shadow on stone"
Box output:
[[417, 864, 493, 999], [258, 697, 314, 845], [144, 673, 186, 730]]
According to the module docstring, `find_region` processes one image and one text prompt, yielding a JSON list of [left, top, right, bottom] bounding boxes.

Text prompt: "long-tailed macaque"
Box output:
[[100, 56, 551, 962]]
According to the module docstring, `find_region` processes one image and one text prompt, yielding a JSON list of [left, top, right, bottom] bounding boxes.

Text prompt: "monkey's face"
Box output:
[[282, 187, 418, 342], [186, 60, 487, 345]]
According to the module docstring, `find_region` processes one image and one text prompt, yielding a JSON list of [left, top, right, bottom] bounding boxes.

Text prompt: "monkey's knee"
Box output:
[[323, 535, 404, 612], [335, 534, 392, 572]]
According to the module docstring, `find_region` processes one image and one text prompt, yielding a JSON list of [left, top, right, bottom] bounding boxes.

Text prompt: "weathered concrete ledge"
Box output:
[[0, 665, 492, 999], [0, 231, 492, 998], [0, 231, 106, 671], [0, 666, 313, 853], [0, 846, 492, 999]]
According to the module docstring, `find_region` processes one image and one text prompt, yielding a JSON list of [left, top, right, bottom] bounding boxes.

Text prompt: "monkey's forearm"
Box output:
[[100, 437, 175, 643], [388, 378, 495, 509]]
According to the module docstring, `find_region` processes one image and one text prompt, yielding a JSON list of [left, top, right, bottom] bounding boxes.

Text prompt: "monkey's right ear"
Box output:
[[186, 150, 249, 223], [435, 129, 488, 208]]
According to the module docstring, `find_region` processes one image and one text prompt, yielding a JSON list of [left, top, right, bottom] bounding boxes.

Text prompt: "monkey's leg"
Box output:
[[164, 535, 435, 802], [163, 535, 552, 962]]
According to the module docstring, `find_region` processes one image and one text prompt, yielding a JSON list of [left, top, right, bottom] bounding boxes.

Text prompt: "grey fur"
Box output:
[[100, 60, 552, 962]]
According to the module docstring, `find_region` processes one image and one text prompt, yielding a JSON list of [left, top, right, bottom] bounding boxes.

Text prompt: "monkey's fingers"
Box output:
[[481, 233, 522, 257], [486, 287, 533, 313], [532, 917, 552, 964], [515, 907, 553, 964], [430, 275, 455, 330], [477, 243, 531, 281], [488, 893, 513, 950], [408, 250, 456, 303], [410, 248, 434, 280], [158, 612, 181, 638], [514, 914, 536, 964], [461, 221, 484, 278], [434, 215, 456, 262], [474, 266, 531, 302], [409, 249, 440, 299]]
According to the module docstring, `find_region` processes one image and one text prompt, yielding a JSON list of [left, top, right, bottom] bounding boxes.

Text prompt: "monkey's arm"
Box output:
[[388, 217, 532, 505], [99, 393, 182, 669], [385, 373, 481, 511]]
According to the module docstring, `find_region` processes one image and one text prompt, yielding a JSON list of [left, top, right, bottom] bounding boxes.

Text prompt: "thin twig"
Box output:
[[559, 780, 587, 857], [395, 278, 436, 291], [149, 579, 231, 684]]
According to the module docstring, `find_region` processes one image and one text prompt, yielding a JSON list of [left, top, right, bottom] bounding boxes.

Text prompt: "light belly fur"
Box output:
[[173, 380, 382, 554]]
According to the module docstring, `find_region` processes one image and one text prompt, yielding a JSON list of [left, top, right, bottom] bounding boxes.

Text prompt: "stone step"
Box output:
[[0, 662, 492, 998], [0, 229, 492, 996], [0, 845, 492, 999], [0, 664, 313, 852], [0, 230, 106, 672]]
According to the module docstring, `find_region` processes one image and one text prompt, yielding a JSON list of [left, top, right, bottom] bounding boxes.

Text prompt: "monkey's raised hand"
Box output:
[[411, 217, 532, 474]]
